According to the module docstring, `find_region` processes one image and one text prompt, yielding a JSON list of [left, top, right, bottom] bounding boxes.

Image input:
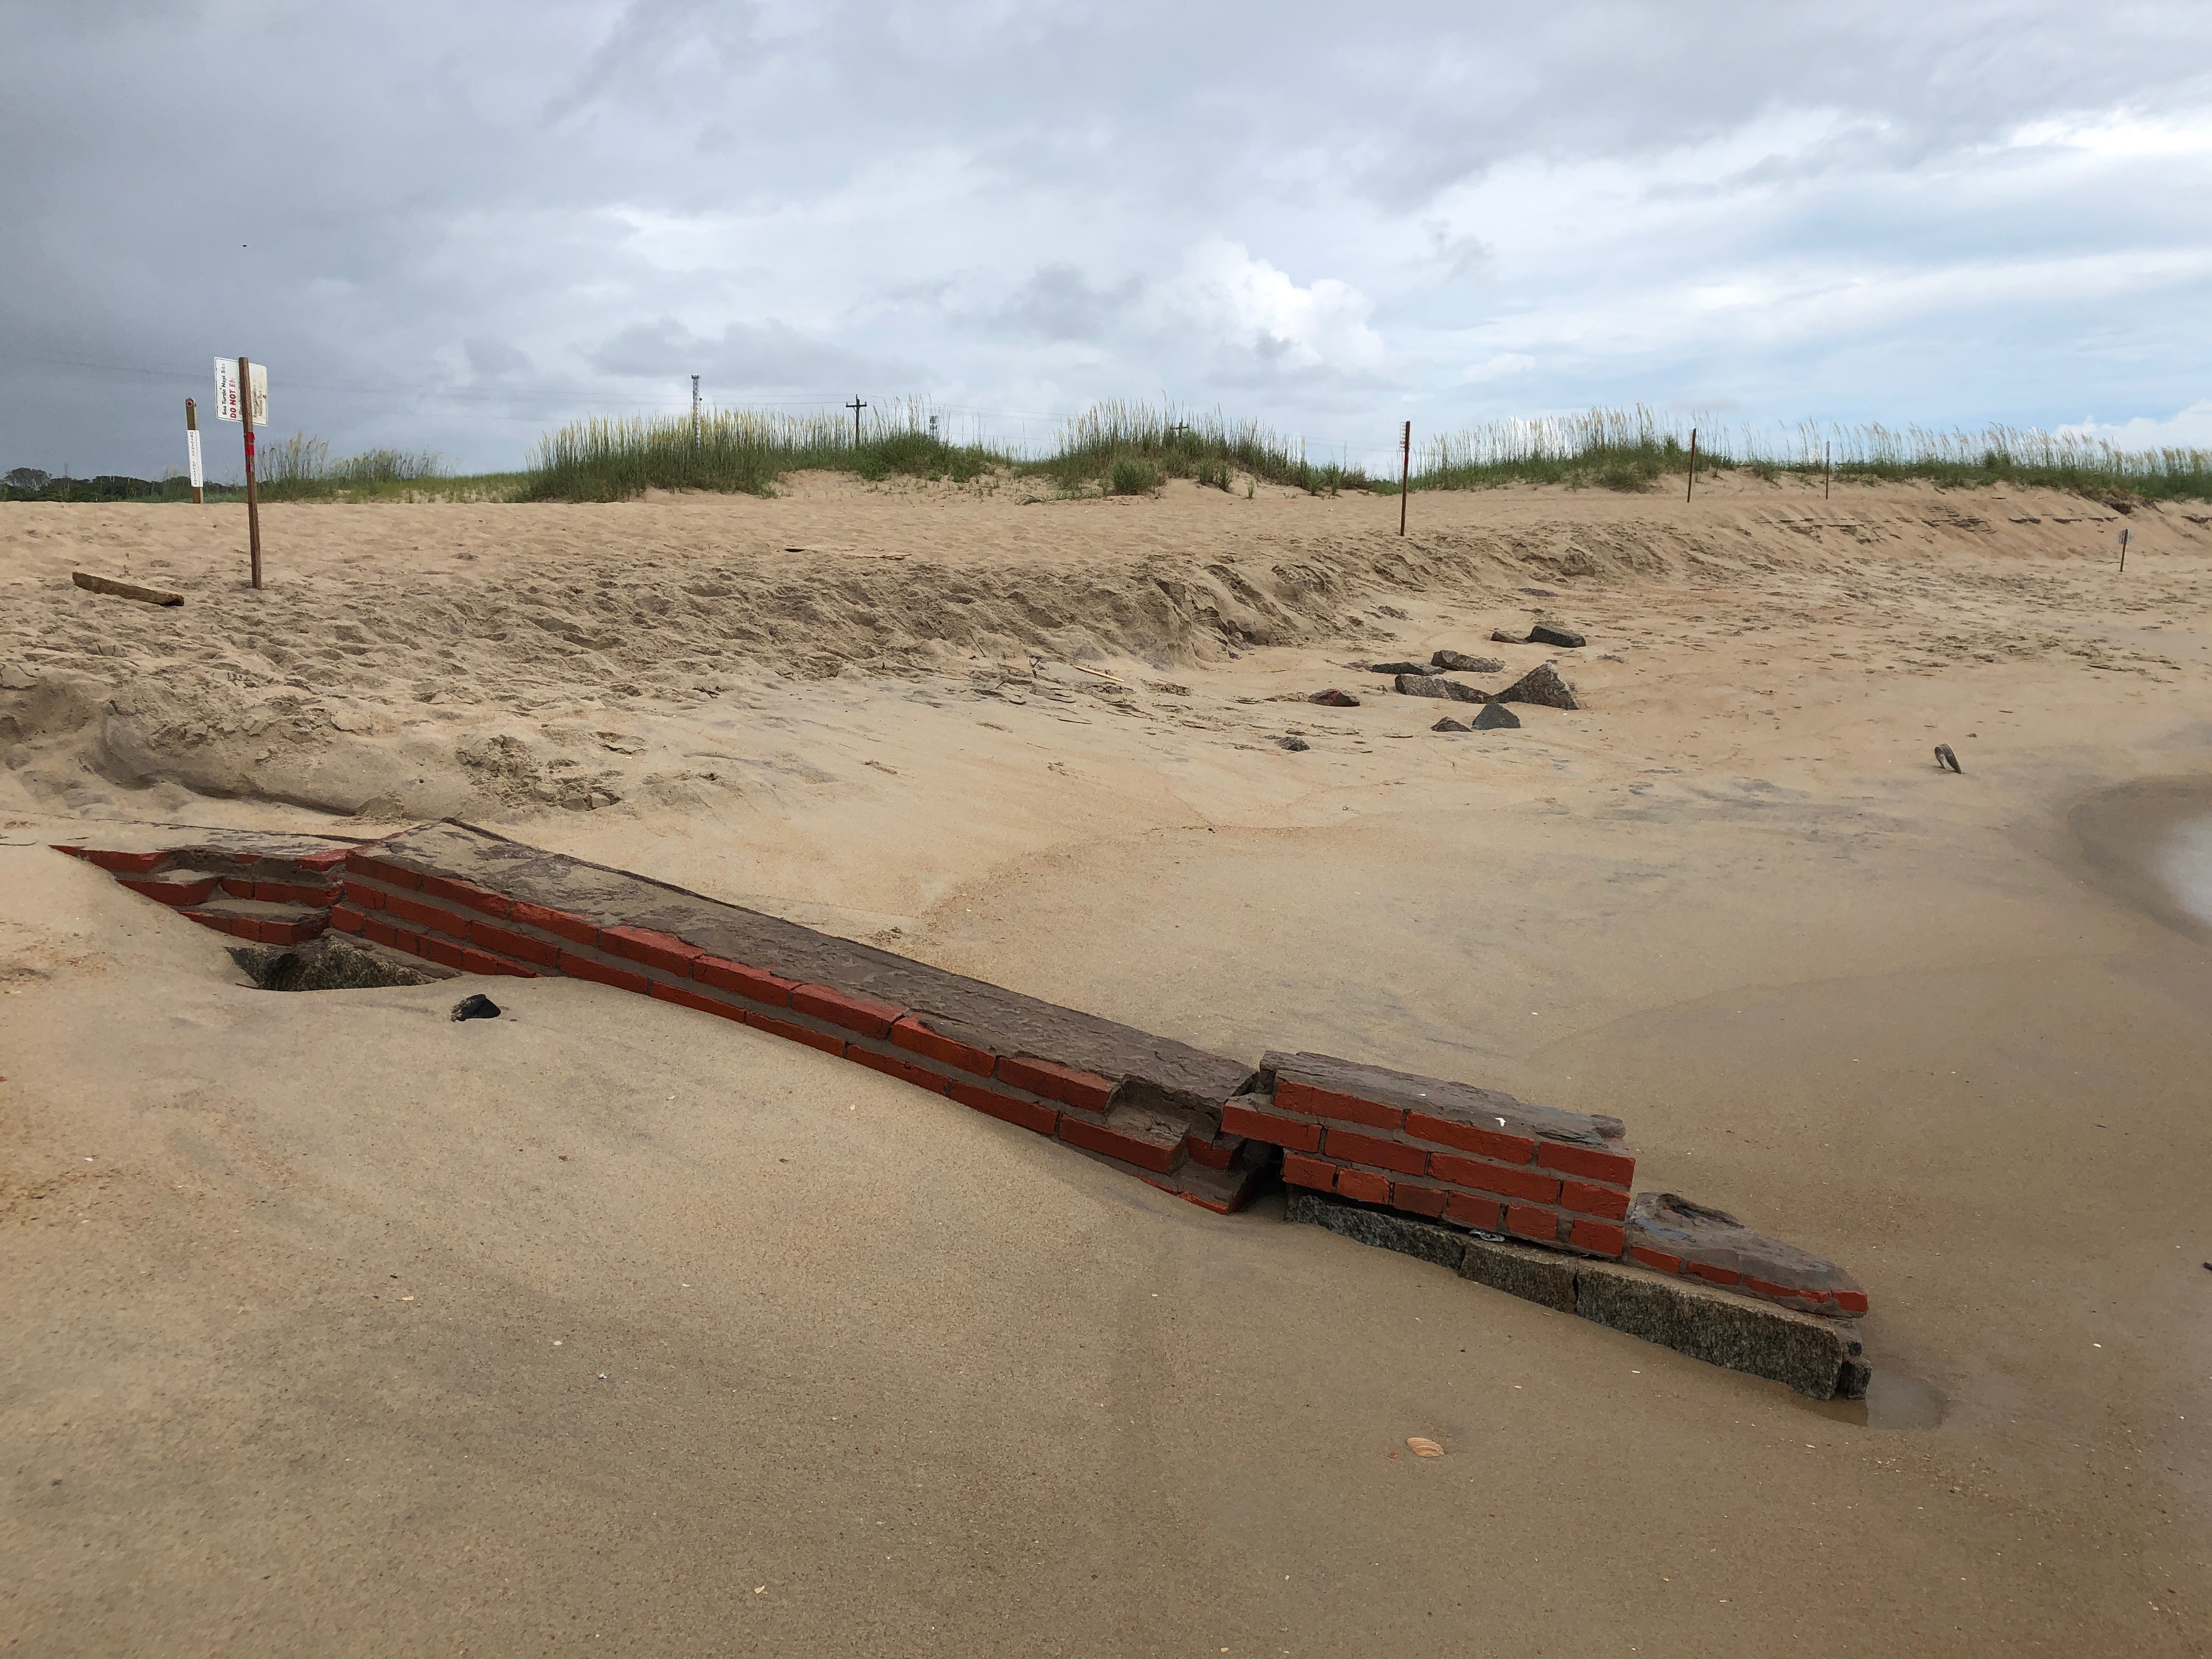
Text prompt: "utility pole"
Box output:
[[1398, 420, 1411, 536], [846, 395, 867, 449], [240, 356, 263, 588], [692, 375, 701, 450]]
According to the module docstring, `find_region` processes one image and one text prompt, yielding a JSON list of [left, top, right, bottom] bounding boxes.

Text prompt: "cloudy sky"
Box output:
[[4, 0, 2210, 478]]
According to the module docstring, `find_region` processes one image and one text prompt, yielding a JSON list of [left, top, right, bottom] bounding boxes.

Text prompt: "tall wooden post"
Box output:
[[1685, 428, 1698, 503], [1824, 440, 1831, 500], [847, 395, 867, 449], [185, 398, 204, 505], [240, 356, 263, 589], [1398, 420, 1410, 536]]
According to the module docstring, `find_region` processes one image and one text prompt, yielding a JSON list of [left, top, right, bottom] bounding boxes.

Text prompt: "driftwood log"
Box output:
[[72, 571, 183, 607]]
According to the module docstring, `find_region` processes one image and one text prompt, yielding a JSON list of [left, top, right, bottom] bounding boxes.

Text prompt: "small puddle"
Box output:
[[2068, 776, 2212, 944], [1815, 1366, 1948, 1430]]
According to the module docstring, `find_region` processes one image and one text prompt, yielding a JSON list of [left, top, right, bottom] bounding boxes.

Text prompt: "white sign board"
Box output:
[[212, 359, 268, 424], [186, 427, 204, 489]]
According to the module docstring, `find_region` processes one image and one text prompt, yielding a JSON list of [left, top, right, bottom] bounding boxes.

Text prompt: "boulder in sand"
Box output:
[[1367, 661, 1435, 676], [1489, 629, 1521, 644], [1394, 674, 1488, 704], [1430, 649, 1505, 673], [1471, 703, 1520, 730], [1527, 623, 1587, 648], [1431, 716, 1470, 733], [1493, 662, 1577, 709], [1307, 688, 1361, 707], [1276, 735, 1311, 752]]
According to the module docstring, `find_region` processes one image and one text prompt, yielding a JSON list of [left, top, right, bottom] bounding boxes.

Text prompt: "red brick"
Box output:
[[363, 917, 398, 947], [1832, 1290, 1869, 1315], [496, 960, 540, 978], [1058, 1114, 1182, 1175], [228, 917, 263, 941], [1687, 1261, 1743, 1288], [650, 981, 746, 1023], [331, 905, 369, 934], [1334, 1166, 1391, 1204], [51, 844, 91, 859], [420, 873, 509, 917], [1558, 1179, 1631, 1221], [221, 876, 255, 899], [995, 1054, 1115, 1113], [1219, 1099, 1322, 1153], [1505, 1204, 1561, 1243], [84, 848, 166, 873], [467, 918, 561, 968], [339, 879, 386, 910], [254, 880, 336, 906], [388, 929, 423, 956], [421, 936, 467, 971], [949, 1079, 1058, 1135], [558, 951, 650, 994], [1403, 1110, 1537, 1165], [456, 946, 506, 976], [509, 899, 597, 946], [296, 848, 350, 872], [1391, 1181, 1450, 1218], [1568, 1219, 1626, 1257], [345, 851, 421, 889], [1742, 1276, 1813, 1304], [1279, 1152, 1337, 1191], [1628, 1246, 1683, 1275], [747, 1012, 847, 1057], [847, 1046, 952, 1094], [1444, 1192, 1505, 1231], [1275, 1076, 1401, 1131], [1323, 1126, 1429, 1177], [1536, 1139, 1635, 1186], [789, 984, 903, 1040], [693, 955, 796, 1006], [119, 875, 219, 905], [599, 924, 702, 977], [889, 1014, 995, 1077], [227, 852, 261, 866], [1182, 1131, 1241, 1171], [1428, 1153, 1560, 1205], [383, 892, 460, 935]]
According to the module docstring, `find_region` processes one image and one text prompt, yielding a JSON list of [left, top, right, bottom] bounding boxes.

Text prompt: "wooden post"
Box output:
[[1398, 420, 1411, 536], [2119, 527, 2129, 573], [1685, 428, 1697, 503], [185, 398, 204, 505], [1824, 439, 1831, 500], [846, 395, 867, 450], [240, 356, 262, 589]]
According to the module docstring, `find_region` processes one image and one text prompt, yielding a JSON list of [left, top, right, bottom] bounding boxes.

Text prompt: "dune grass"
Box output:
[[250, 435, 500, 501]]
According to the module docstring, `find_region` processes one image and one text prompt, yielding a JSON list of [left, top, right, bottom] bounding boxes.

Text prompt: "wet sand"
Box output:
[[3, 478, 2209, 1654]]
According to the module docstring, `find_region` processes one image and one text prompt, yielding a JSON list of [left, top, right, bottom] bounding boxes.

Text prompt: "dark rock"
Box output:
[[1431, 717, 1470, 733], [1471, 703, 1521, 731], [1285, 1189, 1469, 1271], [1573, 1257, 1863, 1400], [1458, 1233, 1578, 1311], [1275, 735, 1311, 752], [1307, 689, 1361, 707], [1431, 650, 1505, 673], [1494, 662, 1578, 709], [228, 935, 439, 992], [1261, 1050, 1626, 1148], [451, 993, 503, 1021], [1368, 661, 1436, 676], [1935, 743, 1962, 773], [1489, 629, 1522, 644], [1625, 1193, 1865, 1316], [1393, 673, 1488, 703], [1527, 623, 1586, 648], [1518, 586, 1558, 597], [1837, 1358, 1872, 1400]]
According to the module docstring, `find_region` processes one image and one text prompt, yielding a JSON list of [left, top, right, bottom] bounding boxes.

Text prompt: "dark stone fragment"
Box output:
[[1490, 629, 1522, 644], [451, 992, 502, 1022], [1368, 661, 1435, 676], [1458, 1233, 1578, 1311], [228, 936, 439, 992], [1431, 650, 1505, 673], [1276, 735, 1311, 752], [1527, 623, 1586, 648], [1307, 689, 1361, 707], [1575, 1259, 1857, 1399], [1494, 662, 1578, 709], [1837, 1358, 1872, 1400], [1626, 1193, 1865, 1314], [1431, 717, 1470, 733], [1471, 703, 1521, 730], [1935, 743, 1962, 772], [1285, 1189, 1469, 1271], [1393, 674, 1488, 703], [1261, 1049, 1624, 1147]]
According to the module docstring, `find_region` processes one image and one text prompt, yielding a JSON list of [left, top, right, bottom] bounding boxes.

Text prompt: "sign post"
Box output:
[[1398, 420, 1410, 536], [184, 398, 204, 504], [215, 357, 266, 587]]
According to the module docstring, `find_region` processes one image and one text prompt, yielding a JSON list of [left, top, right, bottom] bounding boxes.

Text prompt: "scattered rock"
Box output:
[[1394, 673, 1488, 703], [228, 935, 441, 992], [1471, 703, 1521, 730], [0, 663, 36, 690], [1276, 735, 1311, 752], [1625, 1193, 1866, 1316], [451, 992, 503, 1022], [1430, 650, 1505, 673], [1431, 716, 1470, 733], [1493, 663, 1577, 709], [1934, 743, 1962, 773], [1308, 689, 1361, 707], [1368, 661, 1435, 676], [1489, 629, 1521, 644], [1527, 623, 1587, 648]]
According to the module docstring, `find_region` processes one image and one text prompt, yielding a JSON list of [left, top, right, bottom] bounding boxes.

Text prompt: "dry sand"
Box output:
[[2, 475, 2209, 1654]]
